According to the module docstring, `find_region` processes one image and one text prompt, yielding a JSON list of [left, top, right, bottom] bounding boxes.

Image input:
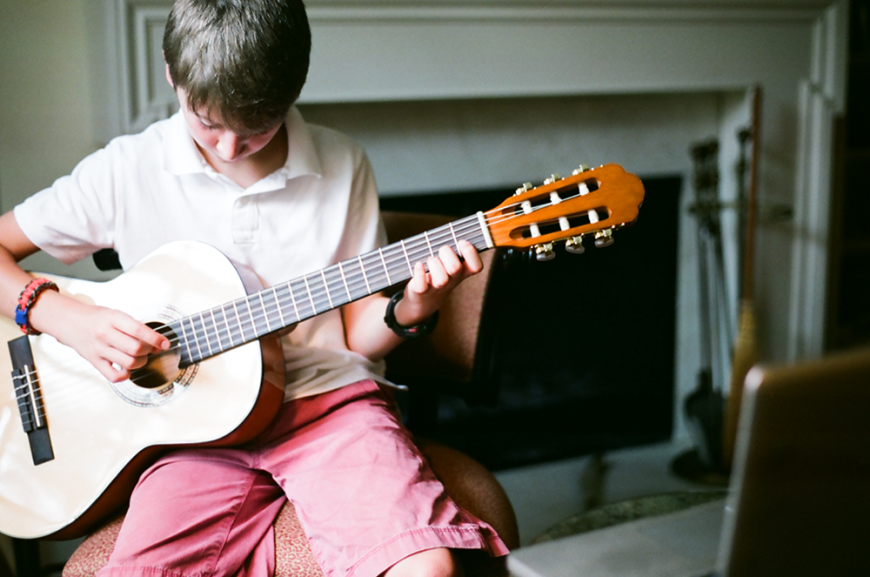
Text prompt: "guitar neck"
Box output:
[[169, 213, 492, 367]]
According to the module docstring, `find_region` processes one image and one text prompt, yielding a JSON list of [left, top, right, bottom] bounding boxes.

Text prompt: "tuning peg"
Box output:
[[515, 182, 533, 195], [594, 229, 615, 248], [535, 242, 556, 261], [565, 236, 585, 254], [543, 174, 562, 185], [571, 164, 590, 175]]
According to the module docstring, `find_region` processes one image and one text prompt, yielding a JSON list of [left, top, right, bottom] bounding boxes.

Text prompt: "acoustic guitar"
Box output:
[[0, 163, 644, 539]]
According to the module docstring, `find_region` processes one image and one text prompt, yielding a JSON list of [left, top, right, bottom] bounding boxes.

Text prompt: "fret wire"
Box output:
[[302, 275, 316, 314], [338, 261, 351, 302], [185, 317, 203, 361], [358, 255, 372, 294], [256, 295, 270, 335], [195, 314, 210, 359], [359, 253, 386, 291], [290, 279, 314, 319], [400, 239, 413, 276], [196, 313, 213, 358], [321, 266, 356, 307], [244, 296, 258, 341], [206, 310, 220, 351], [382, 245, 407, 279], [312, 272, 334, 312], [423, 230, 435, 258], [378, 248, 392, 285], [285, 282, 301, 320], [221, 305, 235, 348], [258, 292, 272, 334], [341, 258, 369, 301], [209, 309, 224, 352], [320, 269, 334, 309], [271, 286, 287, 328], [448, 222, 460, 249], [231, 299, 247, 344], [404, 237, 435, 265], [169, 321, 190, 365]]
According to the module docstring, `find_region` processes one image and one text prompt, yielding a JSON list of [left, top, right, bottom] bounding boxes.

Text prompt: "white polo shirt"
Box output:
[[14, 107, 388, 400]]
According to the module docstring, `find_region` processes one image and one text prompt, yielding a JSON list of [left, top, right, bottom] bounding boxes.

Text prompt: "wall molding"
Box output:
[[788, 0, 848, 359], [305, 0, 833, 22]]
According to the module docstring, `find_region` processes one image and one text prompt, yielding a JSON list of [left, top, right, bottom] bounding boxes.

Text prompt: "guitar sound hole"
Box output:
[[130, 322, 182, 390]]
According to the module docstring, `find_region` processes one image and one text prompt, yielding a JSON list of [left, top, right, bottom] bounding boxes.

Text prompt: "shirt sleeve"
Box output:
[[13, 145, 118, 265]]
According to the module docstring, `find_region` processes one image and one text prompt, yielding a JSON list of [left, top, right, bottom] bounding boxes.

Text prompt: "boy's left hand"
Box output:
[[396, 239, 483, 326]]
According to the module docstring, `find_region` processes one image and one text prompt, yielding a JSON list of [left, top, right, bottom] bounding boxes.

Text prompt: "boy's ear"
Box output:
[[164, 60, 174, 89]]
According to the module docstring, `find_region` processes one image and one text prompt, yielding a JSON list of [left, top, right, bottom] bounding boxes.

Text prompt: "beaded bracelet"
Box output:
[[383, 291, 439, 339], [15, 278, 59, 335]]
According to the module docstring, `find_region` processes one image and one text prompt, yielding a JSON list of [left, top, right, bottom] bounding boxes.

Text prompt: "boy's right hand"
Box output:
[[30, 290, 171, 383]]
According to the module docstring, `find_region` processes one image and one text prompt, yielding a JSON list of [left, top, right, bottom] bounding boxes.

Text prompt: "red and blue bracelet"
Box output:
[[15, 278, 59, 335]]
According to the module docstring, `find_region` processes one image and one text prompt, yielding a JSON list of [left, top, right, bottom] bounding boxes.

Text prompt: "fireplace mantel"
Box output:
[[95, 0, 846, 370]]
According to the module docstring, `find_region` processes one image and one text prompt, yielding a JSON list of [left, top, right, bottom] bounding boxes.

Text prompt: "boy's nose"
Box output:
[[217, 132, 245, 160]]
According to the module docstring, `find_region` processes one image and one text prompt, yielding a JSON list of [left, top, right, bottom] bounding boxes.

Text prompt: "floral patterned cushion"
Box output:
[[62, 503, 323, 577]]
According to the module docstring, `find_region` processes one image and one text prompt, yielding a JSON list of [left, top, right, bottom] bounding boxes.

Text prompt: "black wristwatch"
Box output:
[[384, 292, 439, 338]]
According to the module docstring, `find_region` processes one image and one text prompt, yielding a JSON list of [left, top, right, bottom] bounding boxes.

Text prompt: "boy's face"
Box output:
[[173, 87, 284, 165]]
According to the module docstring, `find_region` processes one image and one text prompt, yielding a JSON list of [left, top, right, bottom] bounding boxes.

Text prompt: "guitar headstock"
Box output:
[[484, 164, 645, 260]]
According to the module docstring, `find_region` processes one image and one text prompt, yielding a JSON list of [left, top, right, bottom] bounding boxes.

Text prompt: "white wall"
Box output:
[[0, 0, 114, 279]]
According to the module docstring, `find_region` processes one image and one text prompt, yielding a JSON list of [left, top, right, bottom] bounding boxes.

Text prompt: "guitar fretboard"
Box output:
[[168, 213, 491, 367]]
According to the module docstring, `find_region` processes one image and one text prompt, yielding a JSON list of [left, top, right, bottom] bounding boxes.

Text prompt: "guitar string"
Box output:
[[23, 197, 597, 395]]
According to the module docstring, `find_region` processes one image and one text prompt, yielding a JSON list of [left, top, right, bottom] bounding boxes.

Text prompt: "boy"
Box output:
[[0, 0, 508, 575]]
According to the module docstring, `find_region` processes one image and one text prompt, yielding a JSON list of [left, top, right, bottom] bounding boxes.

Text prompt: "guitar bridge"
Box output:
[[9, 336, 54, 465]]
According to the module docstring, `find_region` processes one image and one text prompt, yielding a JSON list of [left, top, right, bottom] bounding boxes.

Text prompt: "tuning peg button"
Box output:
[[572, 164, 590, 175], [565, 236, 585, 254], [594, 229, 615, 248], [535, 243, 556, 261], [514, 182, 534, 195]]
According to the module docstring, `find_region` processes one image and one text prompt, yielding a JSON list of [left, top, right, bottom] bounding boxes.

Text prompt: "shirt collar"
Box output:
[[163, 110, 208, 176], [282, 107, 322, 181], [162, 106, 323, 183]]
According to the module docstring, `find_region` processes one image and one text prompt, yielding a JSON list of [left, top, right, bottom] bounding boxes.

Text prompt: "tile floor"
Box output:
[[494, 438, 717, 547]]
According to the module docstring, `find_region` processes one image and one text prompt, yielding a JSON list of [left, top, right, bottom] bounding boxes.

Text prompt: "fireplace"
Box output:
[[95, 0, 847, 445]]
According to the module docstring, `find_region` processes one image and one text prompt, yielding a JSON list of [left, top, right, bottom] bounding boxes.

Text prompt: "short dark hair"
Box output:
[[163, 0, 311, 132]]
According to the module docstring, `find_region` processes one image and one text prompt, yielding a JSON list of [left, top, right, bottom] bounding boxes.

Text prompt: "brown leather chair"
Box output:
[[59, 212, 518, 577]]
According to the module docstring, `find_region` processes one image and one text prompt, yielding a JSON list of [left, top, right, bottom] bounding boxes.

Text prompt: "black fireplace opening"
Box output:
[[381, 174, 682, 471]]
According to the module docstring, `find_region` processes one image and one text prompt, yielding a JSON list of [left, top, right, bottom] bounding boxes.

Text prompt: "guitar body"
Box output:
[[0, 242, 285, 539]]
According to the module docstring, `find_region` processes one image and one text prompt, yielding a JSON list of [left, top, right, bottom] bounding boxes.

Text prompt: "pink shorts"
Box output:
[[97, 380, 508, 577]]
